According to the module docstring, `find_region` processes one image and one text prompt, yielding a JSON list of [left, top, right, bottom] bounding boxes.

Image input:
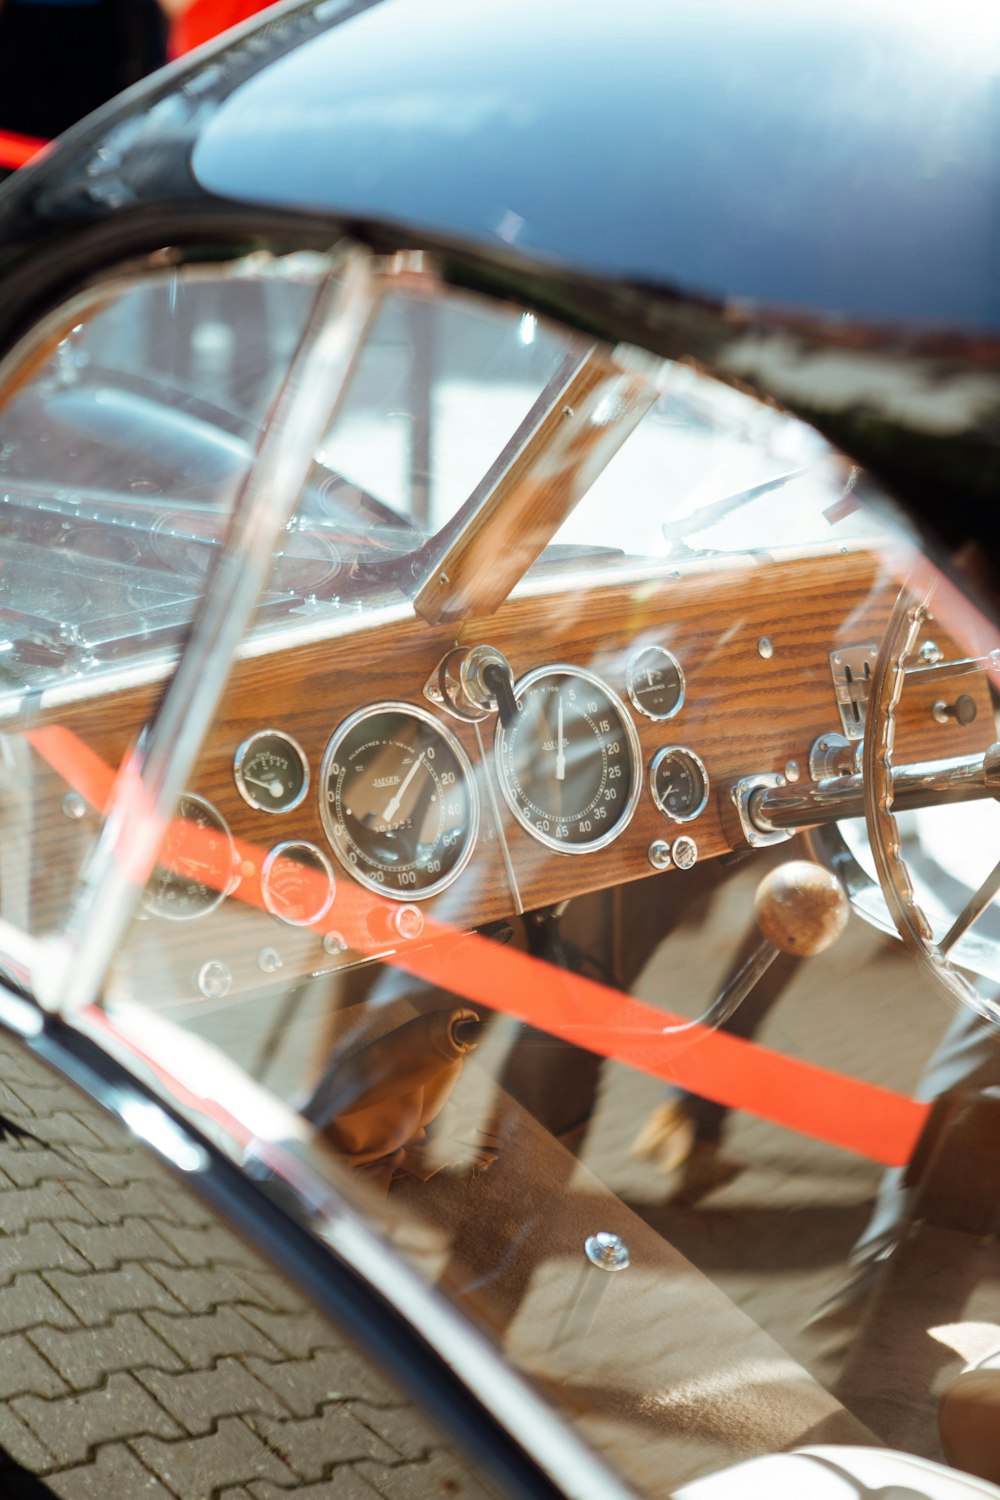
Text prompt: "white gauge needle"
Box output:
[[555, 695, 566, 782], [382, 753, 424, 825], [245, 773, 284, 798]]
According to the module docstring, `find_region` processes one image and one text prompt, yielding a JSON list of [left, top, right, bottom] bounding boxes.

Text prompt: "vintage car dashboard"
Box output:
[[9, 540, 990, 1009]]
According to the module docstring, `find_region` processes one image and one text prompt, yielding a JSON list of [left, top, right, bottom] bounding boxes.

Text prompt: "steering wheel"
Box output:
[[863, 581, 1000, 1026]]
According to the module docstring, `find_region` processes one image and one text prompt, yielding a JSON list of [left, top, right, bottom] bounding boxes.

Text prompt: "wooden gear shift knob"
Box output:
[[753, 859, 849, 957]]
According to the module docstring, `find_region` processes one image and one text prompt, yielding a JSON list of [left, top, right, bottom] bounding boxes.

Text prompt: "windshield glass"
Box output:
[[5, 252, 1000, 1499]]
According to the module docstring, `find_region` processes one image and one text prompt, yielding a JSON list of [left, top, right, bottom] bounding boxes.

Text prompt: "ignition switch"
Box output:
[[425, 645, 518, 726]]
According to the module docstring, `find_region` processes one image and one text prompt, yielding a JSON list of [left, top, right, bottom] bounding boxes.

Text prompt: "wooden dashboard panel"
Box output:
[[17, 544, 994, 1004]]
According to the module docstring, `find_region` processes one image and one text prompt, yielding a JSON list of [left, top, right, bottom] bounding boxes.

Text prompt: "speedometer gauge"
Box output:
[[495, 666, 641, 852], [320, 704, 478, 899]]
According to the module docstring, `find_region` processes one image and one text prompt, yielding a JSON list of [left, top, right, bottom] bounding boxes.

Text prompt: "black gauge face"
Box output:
[[650, 746, 709, 823], [320, 705, 478, 899], [235, 730, 309, 814], [495, 666, 641, 852], [262, 841, 335, 927], [627, 646, 684, 720], [143, 794, 236, 921]]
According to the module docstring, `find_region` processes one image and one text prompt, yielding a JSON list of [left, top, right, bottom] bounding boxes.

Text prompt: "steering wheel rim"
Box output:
[[863, 580, 1000, 1025]]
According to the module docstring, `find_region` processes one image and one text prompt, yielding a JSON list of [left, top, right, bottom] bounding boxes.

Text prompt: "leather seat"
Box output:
[[940, 1351, 1000, 1487]]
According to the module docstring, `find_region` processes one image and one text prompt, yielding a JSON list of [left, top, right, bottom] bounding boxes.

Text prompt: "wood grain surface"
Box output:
[[15, 545, 996, 1004]]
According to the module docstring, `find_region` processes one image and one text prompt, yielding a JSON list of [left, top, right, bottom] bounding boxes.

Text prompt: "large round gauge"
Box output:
[[649, 746, 709, 823], [262, 841, 335, 927], [627, 645, 685, 721], [320, 704, 479, 899], [495, 666, 641, 852], [143, 794, 237, 921], [235, 729, 309, 814]]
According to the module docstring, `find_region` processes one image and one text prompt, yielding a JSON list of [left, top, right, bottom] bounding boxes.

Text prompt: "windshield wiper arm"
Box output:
[[661, 468, 805, 550]]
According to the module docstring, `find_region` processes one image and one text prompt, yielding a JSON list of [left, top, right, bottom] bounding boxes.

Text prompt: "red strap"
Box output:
[[26, 724, 931, 1166], [0, 129, 48, 171]]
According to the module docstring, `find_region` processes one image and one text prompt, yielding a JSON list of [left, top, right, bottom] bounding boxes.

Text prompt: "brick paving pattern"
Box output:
[[0, 1034, 493, 1498]]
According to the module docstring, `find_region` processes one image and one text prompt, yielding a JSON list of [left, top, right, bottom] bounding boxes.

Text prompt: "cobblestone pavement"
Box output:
[[0, 1033, 493, 1499]]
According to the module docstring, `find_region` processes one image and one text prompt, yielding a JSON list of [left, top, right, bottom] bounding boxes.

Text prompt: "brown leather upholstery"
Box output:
[[940, 1368, 1000, 1486], [319, 1007, 486, 1188]]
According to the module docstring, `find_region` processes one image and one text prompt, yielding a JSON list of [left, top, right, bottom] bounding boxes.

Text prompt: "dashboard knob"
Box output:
[[753, 860, 848, 957], [933, 693, 978, 726]]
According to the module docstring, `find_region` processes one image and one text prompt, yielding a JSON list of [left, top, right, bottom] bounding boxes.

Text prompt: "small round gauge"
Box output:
[[320, 704, 479, 899], [627, 645, 685, 721], [143, 793, 237, 921], [649, 746, 709, 823], [262, 841, 335, 927], [495, 666, 641, 853], [235, 730, 309, 815]]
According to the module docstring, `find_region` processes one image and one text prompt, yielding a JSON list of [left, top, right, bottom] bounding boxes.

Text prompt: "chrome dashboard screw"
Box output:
[[585, 1231, 631, 1271], [757, 636, 774, 660], [322, 931, 348, 956], [553, 1232, 631, 1349], [61, 792, 87, 820], [784, 760, 801, 783]]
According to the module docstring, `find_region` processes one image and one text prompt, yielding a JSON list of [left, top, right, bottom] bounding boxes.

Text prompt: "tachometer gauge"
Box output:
[[262, 841, 335, 926], [320, 704, 478, 899], [627, 645, 684, 720], [495, 666, 641, 852], [650, 746, 709, 823], [143, 794, 237, 921], [235, 729, 309, 814]]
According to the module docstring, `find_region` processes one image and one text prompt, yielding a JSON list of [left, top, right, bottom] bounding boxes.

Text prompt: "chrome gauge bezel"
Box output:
[[495, 664, 642, 855], [319, 702, 480, 901], [626, 644, 685, 721], [142, 793, 236, 922], [649, 745, 710, 824], [261, 840, 336, 927], [234, 728, 310, 815]]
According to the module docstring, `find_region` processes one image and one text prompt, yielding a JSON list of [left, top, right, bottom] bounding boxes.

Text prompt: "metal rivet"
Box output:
[[438, 571, 449, 585], [61, 792, 87, 820], [562, 405, 574, 419], [258, 947, 282, 974], [757, 637, 774, 660], [584, 1232, 631, 1271], [647, 839, 672, 871], [196, 961, 231, 1000], [784, 760, 801, 783], [672, 835, 698, 870]]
